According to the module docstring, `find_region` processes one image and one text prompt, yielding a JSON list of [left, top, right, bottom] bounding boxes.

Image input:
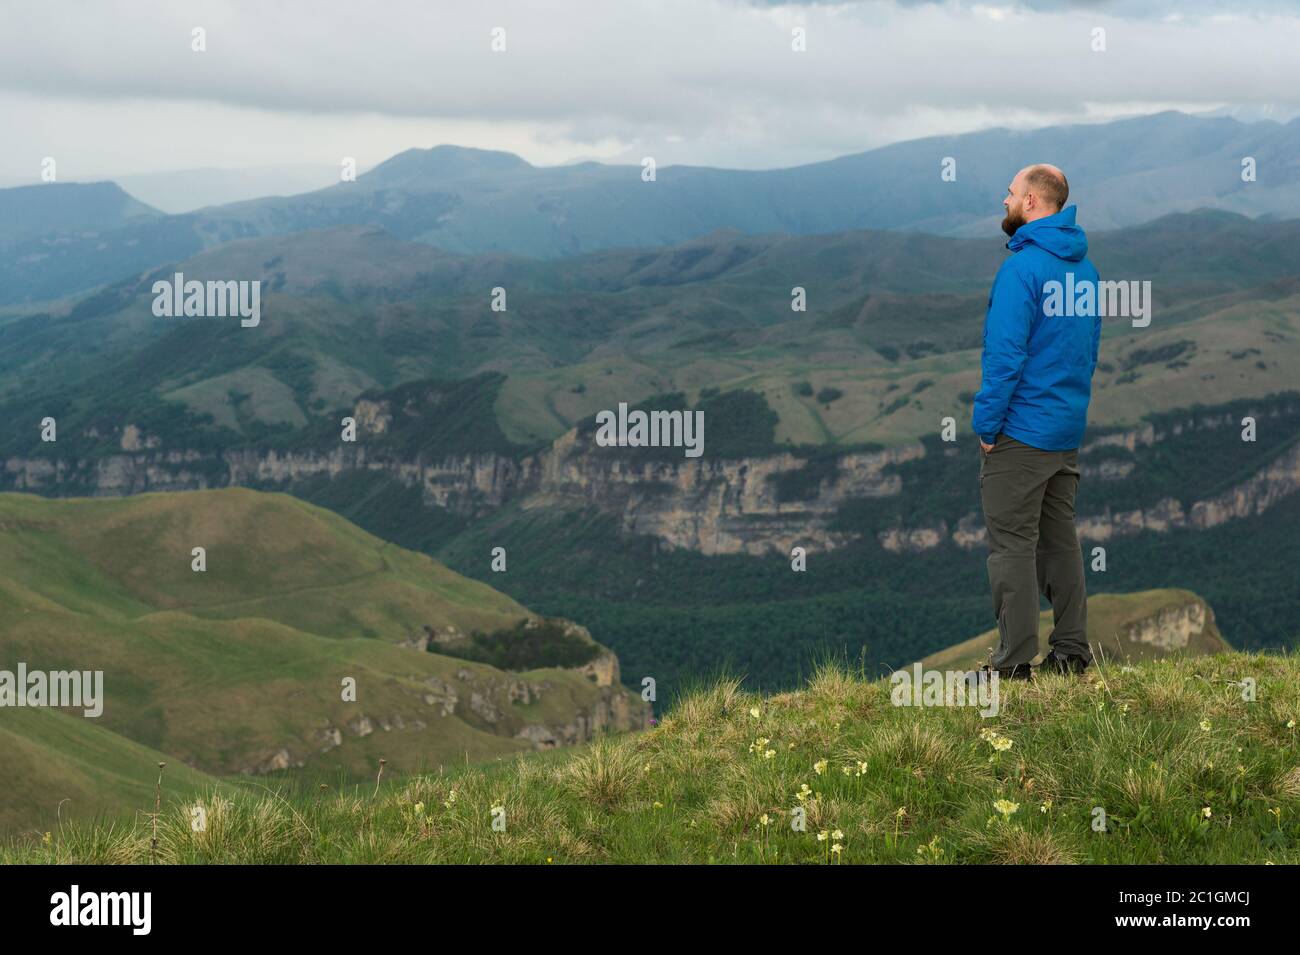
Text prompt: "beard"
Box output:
[[1001, 204, 1026, 237], [1003, 202, 1024, 236]]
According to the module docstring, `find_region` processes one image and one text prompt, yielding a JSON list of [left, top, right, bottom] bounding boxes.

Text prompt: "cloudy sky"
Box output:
[[2, 0, 1298, 182]]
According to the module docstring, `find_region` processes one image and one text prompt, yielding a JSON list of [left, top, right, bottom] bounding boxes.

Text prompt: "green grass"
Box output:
[[164, 367, 308, 430], [0, 488, 646, 832], [8, 652, 1299, 863], [0, 707, 229, 835], [0, 487, 531, 635]]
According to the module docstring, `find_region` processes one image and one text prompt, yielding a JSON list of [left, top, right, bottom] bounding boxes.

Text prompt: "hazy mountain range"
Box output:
[[3, 110, 1298, 306]]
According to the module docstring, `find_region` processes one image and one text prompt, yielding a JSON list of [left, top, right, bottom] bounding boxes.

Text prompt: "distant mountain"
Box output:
[[0, 181, 160, 240], [108, 163, 346, 214], [362, 145, 531, 187], [188, 112, 1300, 250], [2, 111, 1298, 305]]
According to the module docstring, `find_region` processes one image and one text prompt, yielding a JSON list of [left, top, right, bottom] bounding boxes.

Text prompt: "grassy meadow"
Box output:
[[7, 651, 1298, 864]]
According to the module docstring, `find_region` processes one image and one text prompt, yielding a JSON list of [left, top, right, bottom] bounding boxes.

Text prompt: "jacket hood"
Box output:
[[1006, 205, 1088, 261]]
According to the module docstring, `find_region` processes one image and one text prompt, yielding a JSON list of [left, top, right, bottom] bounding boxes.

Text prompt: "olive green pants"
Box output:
[[979, 433, 1091, 668]]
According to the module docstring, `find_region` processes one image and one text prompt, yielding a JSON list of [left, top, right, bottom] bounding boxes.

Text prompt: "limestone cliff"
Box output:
[[5, 400, 1298, 559], [236, 619, 650, 775]]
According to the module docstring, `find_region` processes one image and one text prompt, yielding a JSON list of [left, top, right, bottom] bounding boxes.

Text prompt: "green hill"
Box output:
[[0, 707, 226, 836], [0, 488, 647, 834], [8, 649, 1298, 863]]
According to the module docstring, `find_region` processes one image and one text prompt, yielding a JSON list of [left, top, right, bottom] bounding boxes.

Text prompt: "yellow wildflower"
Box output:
[[993, 799, 1019, 819]]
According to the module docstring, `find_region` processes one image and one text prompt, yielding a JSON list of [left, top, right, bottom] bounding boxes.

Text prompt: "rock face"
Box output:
[[1124, 599, 1209, 651], [421, 676, 459, 716], [229, 615, 649, 774], [248, 748, 300, 774], [235, 639, 651, 774], [515, 693, 644, 749], [5, 401, 1299, 559], [578, 650, 619, 688]]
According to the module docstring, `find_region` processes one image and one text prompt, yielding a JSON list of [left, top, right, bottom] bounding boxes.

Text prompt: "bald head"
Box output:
[[1002, 163, 1070, 237], [1021, 164, 1069, 212]]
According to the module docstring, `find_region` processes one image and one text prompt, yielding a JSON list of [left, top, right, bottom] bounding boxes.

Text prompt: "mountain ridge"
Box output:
[[4, 110, 1299, 304]]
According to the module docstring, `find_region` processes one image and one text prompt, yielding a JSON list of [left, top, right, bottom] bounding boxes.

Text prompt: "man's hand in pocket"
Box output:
[[980, 439, 995, 453]]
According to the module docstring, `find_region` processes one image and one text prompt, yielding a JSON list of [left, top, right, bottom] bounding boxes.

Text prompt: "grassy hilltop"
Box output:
[[0, 488, 646, 833], [7, 650, 1299, 864]]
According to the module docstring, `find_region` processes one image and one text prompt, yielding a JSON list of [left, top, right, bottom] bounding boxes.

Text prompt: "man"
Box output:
[[972, 164, 1101, 680]]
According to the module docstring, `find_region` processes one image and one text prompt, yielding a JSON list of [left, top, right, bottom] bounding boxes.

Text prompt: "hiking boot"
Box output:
[[1038, 650, 1090, 676], [965, 663, 1033, 687], [996, 663, 1034, 681]]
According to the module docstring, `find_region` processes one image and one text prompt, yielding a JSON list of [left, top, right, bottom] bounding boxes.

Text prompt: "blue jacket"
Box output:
[[972, 205, 1101, 452]]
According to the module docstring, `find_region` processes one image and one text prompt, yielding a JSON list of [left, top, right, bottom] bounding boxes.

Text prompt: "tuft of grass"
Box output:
[[557, 740, 644, 809], [5, 651, 1299, 864]]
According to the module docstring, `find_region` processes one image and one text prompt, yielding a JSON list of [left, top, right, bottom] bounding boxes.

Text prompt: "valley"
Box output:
[[2, 201, 1297, 701]]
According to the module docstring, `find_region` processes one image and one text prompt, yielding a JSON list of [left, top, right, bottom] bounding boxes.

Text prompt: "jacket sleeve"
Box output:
[[971, 262, 1036, 443], [1089, 272, 1102, 375]]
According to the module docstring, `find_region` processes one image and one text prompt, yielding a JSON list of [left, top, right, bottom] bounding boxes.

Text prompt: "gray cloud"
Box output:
[[1, 0, 1297, 177]]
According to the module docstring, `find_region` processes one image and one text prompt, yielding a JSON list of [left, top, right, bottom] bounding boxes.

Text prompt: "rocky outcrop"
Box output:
[[353, 399, 392, 435], [246, 748, 301, 774], [1188, 441, 1300, 528], [119, 424, 161, 452], [524, 429, 919, 555], [1124, 599, 1209, 651], [237, 654, 650, 772], [6, 399, 1299, 559], [231, 612, 649, 773], [400, 625, 467, 652], [934, 439, 1300, 552], [421, 676, 459, 716], [515, 683, 646, 749], [317, 726, 343, 752], [578, 651, 619, 688]]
